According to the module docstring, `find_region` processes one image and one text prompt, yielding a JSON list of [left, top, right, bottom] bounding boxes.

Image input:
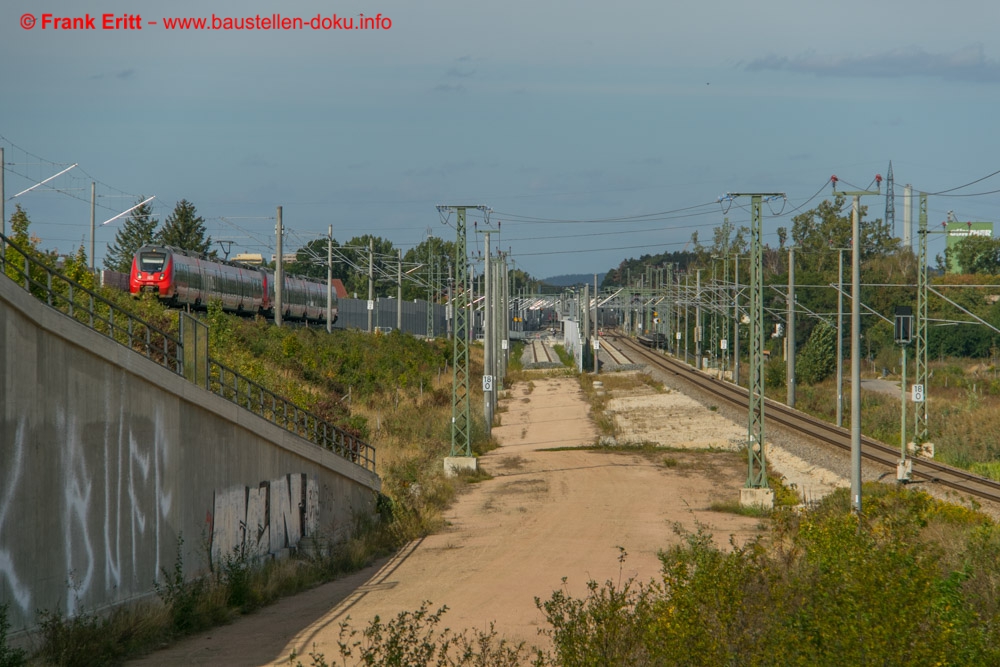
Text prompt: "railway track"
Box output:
[[610, 334, 1000, 506], [597, 336, 632, 366], [529, 338, 556, 365]]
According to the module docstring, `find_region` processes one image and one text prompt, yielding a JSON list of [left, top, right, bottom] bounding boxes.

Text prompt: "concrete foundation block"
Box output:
[[740, 487, 774, 510], [444, 456, 479, 477]]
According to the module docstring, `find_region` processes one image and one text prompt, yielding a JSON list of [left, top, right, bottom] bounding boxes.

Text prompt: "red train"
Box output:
[[129, 245, 336, 323]]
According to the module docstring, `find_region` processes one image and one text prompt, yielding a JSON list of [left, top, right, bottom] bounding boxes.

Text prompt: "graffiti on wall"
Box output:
[[209, 474, 319, 566], [0, 403, 173, 623]]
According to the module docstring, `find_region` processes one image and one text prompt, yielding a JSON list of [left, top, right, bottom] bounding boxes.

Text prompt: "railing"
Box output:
[[1, 237, 182, 371], [210, 359, 375, 470], [0, 233, 375, 473]]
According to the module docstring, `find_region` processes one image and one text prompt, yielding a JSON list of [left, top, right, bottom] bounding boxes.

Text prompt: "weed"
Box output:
[[153, 535, 220, 634], [710, 499, 772, 517], [455, 465, 493, 485], [219, 539, 263, 612], [0, 604, 26, 667], [552, 344, 575, 367], [295, 602, 530, 667], [496, 455, 527, 471], [663, 457, 679, 468]]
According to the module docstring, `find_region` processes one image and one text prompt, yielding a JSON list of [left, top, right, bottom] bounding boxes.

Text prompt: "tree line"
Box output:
[[600, 194, 1000, 377]]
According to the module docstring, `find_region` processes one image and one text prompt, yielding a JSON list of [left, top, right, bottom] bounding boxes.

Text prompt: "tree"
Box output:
[[158, 200, 213, 255], [402, 236, 458, 301], [949, 235, 1000, 275], [337, 235, 396, 297], [287, 237, 349, 281], [104, 197, 159, 272], [796, 322, 838, 385]]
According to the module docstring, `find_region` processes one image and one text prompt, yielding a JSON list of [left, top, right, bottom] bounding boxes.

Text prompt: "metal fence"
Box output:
[[0, 233, 375, 472], [335, 296, 448, 336]]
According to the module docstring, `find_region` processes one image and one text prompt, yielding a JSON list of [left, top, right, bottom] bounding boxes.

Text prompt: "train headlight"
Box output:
[[159, 273, 165, 280]]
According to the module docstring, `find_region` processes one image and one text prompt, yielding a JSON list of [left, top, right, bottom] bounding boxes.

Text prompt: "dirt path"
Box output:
[[130, 375, 763, 665]]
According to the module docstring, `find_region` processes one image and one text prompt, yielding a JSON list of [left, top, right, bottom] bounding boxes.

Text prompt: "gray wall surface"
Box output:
[[0, 275, 380, 635]]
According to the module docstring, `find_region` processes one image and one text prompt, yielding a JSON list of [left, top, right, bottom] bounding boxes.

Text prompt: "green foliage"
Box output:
[[326, 602, 528, 667], [970, 461, 1000, 482], [552, 344, 574, 367], [764, 355, 785, 389], [2, 204, 50, 293], [158, 199, 212, 255], [602, 250, 697, 289], [529, 486, 1000, 666], [219, 540, 264, 612], [153, 535, 217, 634], [0, 604, 26, 667], [36, 606, 132, 667], [331, 234, 397, 298], [949, 234, 1000, 275], [402, 236, 459, 301], [536, 549, 657, 666], [104, 197, 158, 272], [797, 321, 837, 385]]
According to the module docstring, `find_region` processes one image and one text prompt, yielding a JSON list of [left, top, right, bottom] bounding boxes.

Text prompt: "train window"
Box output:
[[139, 252, 166, 273]]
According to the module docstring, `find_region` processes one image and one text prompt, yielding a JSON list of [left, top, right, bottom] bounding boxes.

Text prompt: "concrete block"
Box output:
[[444, 456, 479, 477], [740, 487, 774, 510]]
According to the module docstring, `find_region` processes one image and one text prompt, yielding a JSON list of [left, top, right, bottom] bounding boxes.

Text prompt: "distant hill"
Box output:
[[540, 273, 606, 288]]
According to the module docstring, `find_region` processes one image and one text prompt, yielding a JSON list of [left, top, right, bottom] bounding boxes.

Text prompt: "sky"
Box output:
[[3, 0, 1000, 280]]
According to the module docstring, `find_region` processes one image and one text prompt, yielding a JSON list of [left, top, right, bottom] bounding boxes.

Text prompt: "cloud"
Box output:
[[89, 69, 135, 80], [744, 44, 1000, 82], [446, 67, 477, 78]]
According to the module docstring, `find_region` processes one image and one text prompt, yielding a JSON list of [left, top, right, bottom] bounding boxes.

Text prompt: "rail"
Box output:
[[612, 333, 1000, 505], [0, 233, 376, 472]]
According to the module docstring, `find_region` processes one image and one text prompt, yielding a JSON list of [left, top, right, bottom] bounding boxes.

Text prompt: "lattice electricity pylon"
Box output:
[[914, 193, 929, 445], [723, 192, 785, 489], [438, 204, 489, 457], [885, 161, 895, 240]]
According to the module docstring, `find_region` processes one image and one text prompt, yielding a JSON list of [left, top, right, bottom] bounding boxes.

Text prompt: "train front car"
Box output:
[[129, 245, 175, 300]]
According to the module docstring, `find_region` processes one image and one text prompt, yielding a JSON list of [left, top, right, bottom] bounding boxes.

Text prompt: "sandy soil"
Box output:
[[607, 380, 849, 503], [129, 375, 777, 665]]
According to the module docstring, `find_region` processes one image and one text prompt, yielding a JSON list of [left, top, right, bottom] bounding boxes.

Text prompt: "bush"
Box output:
[[0, 604, 26, 667], [797, 322, 837, 385]]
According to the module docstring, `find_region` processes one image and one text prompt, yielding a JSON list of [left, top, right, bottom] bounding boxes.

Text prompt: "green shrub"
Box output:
[[0, 604, 26, 667]]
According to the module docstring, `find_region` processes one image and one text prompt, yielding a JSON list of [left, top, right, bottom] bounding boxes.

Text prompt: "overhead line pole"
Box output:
[[914, 193, 930, 447], [484, 232, 493, 431], [787, 246, 796, 408], [439, 205, 489, 469], [725, 192, 785, 510], [1, 147, 5, 263], [327, 225, 333, 334], [367, 238, 374, 333], [837, 248, 845, 427], [832, 175, 882, 515], [734, 254, 740, 387], [89, 182, 96, 271], [275, 206, 283, 328]]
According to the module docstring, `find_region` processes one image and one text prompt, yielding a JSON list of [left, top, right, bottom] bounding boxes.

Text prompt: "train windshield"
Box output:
[[139, 252, 166, 273]]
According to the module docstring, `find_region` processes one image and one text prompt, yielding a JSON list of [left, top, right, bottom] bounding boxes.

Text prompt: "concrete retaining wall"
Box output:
[[0, 274, 381, 634]]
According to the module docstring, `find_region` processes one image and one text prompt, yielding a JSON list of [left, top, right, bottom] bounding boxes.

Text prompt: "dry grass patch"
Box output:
[[495, 455, 528, 471]]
